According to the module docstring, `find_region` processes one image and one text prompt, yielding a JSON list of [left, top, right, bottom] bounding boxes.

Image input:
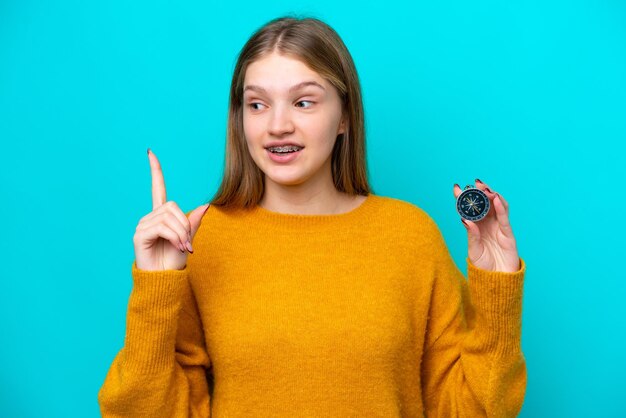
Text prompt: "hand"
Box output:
[[133, 149, 210, 271], [453, 179, 520, 273]]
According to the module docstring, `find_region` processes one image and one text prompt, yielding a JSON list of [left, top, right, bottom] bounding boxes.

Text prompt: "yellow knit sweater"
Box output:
[[98, 193, 527, 417]]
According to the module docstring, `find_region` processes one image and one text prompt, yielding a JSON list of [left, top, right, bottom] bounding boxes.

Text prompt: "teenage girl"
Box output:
[[99, 16, 526, 417]]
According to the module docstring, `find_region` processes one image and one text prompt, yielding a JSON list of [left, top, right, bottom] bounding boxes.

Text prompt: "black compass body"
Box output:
[[456, 187, 490, 222]]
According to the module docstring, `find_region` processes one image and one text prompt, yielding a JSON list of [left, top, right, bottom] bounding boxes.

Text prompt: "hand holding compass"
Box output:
[[453, 179, 521, 273]]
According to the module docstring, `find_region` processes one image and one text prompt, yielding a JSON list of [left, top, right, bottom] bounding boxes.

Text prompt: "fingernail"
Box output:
[[475, 178, 483, 184], [147, 148, 151, 155], [461, 219, 469, 227], [454, 183, 460, 189], [178, 242, 185, 253], [186, 240, 194, 253]]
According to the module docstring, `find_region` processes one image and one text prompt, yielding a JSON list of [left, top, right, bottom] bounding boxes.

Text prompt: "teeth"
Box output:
[[268, 145, 303, 153]]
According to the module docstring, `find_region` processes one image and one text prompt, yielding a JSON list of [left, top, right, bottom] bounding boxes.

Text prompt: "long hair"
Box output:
[[210, 16, 371, 209]]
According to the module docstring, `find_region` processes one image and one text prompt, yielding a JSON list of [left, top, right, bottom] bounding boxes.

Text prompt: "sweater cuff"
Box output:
[[466, 257, 526, 357], [130, 259, 188, 296], [123, 260, 189, 374]]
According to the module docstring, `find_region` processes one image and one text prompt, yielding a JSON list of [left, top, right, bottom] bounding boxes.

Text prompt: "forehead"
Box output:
[[243, 52, 329, 92]]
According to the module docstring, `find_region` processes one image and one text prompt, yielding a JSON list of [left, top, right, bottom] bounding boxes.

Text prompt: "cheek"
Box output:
[[299, 116, 338, 143], [243, 115, 262, 143]]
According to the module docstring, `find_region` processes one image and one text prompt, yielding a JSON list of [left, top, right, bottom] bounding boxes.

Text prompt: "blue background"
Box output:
[[1, 0, 624, 416]]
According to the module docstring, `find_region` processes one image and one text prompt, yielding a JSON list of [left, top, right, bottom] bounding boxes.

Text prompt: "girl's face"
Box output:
[[242, 51, 345, 190]]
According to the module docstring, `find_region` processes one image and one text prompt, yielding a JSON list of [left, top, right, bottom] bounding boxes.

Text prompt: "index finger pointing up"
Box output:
[[147, 148, 167, 209]]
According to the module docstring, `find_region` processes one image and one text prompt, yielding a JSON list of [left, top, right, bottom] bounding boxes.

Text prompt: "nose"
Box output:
[[267, 104, 295, 137]]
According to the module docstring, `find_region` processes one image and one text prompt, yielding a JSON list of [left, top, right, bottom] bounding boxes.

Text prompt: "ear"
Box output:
[[338, 116, 347, 135]]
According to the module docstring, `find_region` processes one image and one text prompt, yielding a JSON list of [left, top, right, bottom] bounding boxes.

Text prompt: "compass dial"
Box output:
[[456, 188, 490, 222]]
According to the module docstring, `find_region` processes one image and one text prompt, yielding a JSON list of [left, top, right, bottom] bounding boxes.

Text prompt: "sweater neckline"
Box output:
[[249, 193, 377, 228]]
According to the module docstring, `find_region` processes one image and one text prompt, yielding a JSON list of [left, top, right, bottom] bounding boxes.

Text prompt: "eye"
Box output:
[[247, 102, 266, 111], [295, 100, 314, 109]]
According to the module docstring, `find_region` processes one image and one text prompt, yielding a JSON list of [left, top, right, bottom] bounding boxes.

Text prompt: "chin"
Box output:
[[262, 168, 310, 186], [267, 175, 307, 187]]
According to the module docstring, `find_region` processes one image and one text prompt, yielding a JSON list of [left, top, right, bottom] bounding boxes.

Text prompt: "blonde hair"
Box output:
[[210, 16, 372, 209]]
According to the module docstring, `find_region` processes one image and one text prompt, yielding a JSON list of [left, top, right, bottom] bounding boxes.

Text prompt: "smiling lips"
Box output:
[[266, 147, 303, 163]]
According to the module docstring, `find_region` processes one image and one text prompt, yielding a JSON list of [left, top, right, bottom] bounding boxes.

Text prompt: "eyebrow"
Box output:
[[243, 81, 326, 95]]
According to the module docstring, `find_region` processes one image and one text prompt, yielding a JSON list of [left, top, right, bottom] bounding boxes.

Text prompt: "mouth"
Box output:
[[265, 146, 304, 163]]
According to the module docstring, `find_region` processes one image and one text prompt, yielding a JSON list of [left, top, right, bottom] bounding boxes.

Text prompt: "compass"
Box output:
[[456, 185, 490, 222]]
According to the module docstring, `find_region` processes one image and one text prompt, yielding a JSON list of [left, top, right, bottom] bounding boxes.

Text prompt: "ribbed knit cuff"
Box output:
[[466, 257, 526, 357], [123, 260, 188, 374]]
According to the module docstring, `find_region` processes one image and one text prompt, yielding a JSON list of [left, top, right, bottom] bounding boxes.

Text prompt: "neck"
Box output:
[[260, 175, 351, 216]]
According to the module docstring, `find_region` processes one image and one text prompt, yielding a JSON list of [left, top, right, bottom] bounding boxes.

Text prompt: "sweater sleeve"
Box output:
[[420, 226, 527, 418], [98, 261, 211, 417]]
